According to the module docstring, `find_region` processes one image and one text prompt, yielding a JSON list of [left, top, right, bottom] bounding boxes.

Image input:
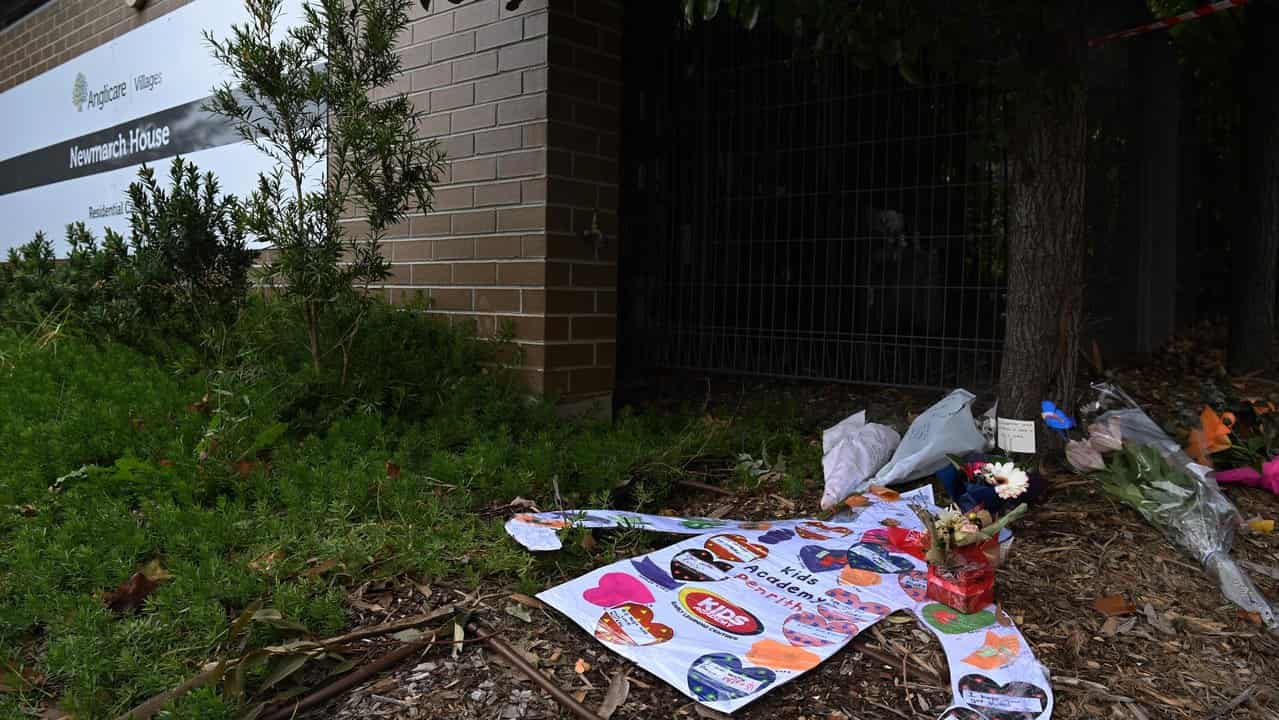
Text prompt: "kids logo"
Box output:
[[678, 588, 763, 635]]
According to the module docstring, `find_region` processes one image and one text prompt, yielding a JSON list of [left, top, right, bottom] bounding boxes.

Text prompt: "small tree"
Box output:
[[207, 0, 445, 376]]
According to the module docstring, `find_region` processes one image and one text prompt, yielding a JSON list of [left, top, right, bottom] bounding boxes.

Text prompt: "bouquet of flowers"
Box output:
[[938, 453, 1044, 516], [1184, 401, 1279, 495], [1060, 382, 1277, 631], [909, 502, 1027, 613]]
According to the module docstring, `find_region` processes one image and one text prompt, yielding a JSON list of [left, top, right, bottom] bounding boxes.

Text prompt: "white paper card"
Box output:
[[997, 418, 1037, 453]]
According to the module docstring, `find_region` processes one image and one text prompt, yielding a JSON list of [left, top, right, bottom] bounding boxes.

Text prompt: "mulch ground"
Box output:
[[302, 342, 1279, 720]]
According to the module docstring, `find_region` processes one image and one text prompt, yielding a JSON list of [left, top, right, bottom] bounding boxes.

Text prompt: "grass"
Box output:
[[0, 314, 820, 719]]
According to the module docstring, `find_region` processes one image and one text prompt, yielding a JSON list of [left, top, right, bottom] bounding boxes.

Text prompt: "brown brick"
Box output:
[[398, 43, 430, 71], [474, 126, 523, 154], [574, 100, 618, 131], [546, 261, 571, 286], [510, 316, 550, 342], [498, 206, 545, 231], [452, 209, 496, 235], [431, 83, 474, 111], [597, 290, 616, 313], [522, 67, 547, 93], [476, 17, 523, 50], [430, 288, 473, 310], [391, 239, 433, 262], [452, 104, 497, 132], [596, 342, 616, 367], [524, 11, 548, 38], [412, 262, 452, 285], [546, 289, 595, 314], [441, 133, 475, 159], [521, 179, 546, 204], [475, 235, 523, 258], [575, 0, 623, 29], [571, 315, 616, 340], [415, 110, 451, 139], [431, 32, 475, 61], [547, 206, 573, 233], [411, 63, 451, 91], [410, 213, 452, 236], [572, 155, 617, 184], [413, 13, 453, 43], [476, 71, 522, 103], [475, 288, 520, 312], [571, 262, 616, 288], [451, 156, 497, 182], [552, 178, 598, 207], [432, 186, 474, 210], [547, 148, 572, 176], [454, 314, 498, 338], [498, 149, 545, 178], [474, 181, 522, 207], [570, 367, 615, 395], [501, 0, 548, 18], [453, 261, 497, 285], [497, 261, 545, 286], [434, 238, 476, 259], [453, 51, 497, 81], [513, 368, 545, 393], [544, 370, 572, 395], [498, 38, 546, 72], [522, 234, 547, 257], [548, 121, 597, 153], [522, 289, 545, 313], [553, 14, 599, 49], [543, 342, 595, 368], [545, 234, 594, 261], [498, 95, 546, 124], [387, 263, 412, 285]]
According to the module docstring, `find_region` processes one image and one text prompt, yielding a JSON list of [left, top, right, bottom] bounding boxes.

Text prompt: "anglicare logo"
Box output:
[[72, 73, 87, 112]]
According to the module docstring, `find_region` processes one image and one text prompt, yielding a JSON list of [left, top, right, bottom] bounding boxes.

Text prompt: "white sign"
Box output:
[[997, 417, 1037, 454], [0, 0, 313, 254]]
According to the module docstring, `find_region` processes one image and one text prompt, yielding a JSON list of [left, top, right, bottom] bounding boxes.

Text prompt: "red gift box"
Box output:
[[926, 560, 994, 614]]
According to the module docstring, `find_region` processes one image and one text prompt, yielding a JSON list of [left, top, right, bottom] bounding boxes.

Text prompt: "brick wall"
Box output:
[[0, 0, 192, 92]]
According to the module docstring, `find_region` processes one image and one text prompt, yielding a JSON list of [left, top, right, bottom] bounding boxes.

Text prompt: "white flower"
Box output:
[[985, 461, 1030, 499], [936, 505, 962, 529]]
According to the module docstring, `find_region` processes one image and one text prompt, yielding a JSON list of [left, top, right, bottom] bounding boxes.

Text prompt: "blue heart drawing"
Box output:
[[798, 545, 849, 573], [758, 528, 796, 545], [631, 557, 681, 590], [844, 542, 915, 574], [687, 652, 776, 702]]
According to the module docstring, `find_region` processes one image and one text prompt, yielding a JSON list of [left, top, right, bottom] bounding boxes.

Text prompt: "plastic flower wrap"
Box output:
[[1077, 383, 1277, 631]]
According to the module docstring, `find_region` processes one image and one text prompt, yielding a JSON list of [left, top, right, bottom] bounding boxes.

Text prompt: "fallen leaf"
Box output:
[[694, 705, 733, 719], [156, 458, 174, 468], [505, 603, 533, 624], [1092, 594, 1136, 617], [385, 461, 401, 480], [547, 648, 563, 663], [508, 497, 539, 511], [139, 558, 172, 583], [1237, 610, 1263, 626], [348, 598, 385, 614], [103, 572, 158, 614], [249, 550, 285, 573], [597, 669, 630, 719], [299, 558, 340, 578], [580, 532, 597, 552], [1142, 603, 1176, 635], [391, 628, 425, 642], [508, 593, 545, 610], [574, 658, 591, 674], [233, 459, 259, 478], [1247, 518, 1274, 534], [572, 689, 588, 703], [0, 663, 44, 694]]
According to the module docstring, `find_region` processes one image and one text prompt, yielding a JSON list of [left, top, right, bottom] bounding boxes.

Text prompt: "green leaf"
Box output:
[[260, 653, 312, 691]]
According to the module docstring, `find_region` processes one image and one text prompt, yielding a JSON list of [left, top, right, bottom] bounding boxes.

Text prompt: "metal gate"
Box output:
[[619, 9, 1008, 389]]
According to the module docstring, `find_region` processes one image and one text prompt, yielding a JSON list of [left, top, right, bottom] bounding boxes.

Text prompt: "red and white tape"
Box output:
[[1089, 0, 1249, 48]]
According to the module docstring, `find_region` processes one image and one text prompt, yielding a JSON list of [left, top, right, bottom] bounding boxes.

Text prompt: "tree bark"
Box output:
[[1229, 3, 1279, 375], [997, 87, 1088, 443]]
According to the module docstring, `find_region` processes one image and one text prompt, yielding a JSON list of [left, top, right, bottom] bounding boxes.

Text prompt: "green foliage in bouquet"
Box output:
[[1098, 444, 1197, 523]]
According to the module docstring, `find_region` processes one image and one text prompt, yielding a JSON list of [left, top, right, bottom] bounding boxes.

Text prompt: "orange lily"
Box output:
[[1186, 407, 1234, 467]]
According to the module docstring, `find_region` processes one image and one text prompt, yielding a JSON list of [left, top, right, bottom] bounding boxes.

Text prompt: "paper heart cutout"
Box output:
[[631, 557, 681, 590], [582, 572, 654, 607], [838, 566, 883, 587], [921, 603, 997, 635], [687, 653, 776, 702], [704, 534, 769, 562], [681, 518, 729, 530], [820, 589, 892, 629], [938, 708, 989, 720], [957, 674, 1049, 720], [758, 528, 796, 545], [859, 528, 890, 545], [845, 542, 915, 574], [961, 631, 1022, 670], [671, 548, 733, 582], [594, 602, 674, 646], [898, 570, 928, 602], [795, 521, 854, 541], [746, 639, 821, 671], [798, 545, 849, 573], [781, 611, 853, 647]]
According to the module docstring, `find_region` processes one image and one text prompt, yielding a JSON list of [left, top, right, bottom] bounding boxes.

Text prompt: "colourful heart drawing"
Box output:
[[670, 548, 734, 582], [898, 570, 928, 602], [687, 653, 776, 702], [957, 674, 1049, 720], [962, 631, 1022, 670], [845, 542, 915, 574], [746, 639, 821, 672], [795, 521, 853, 541], [594, 602, 674, 646], [921, 603, 997, 635], [838, 566, 883, 587], [781, 612, 852, 647], [820, 588, 891, 629], [631, 557, 680, 590], [582, 573, 654, 607], [859, 528, 890, 545], [798, 545, 849, 573], [938, 708, 989, 720], [704, 534, 769, 562], [758, 528, 796, 545]]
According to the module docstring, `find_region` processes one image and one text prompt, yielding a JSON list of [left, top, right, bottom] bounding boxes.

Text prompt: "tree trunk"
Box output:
[[1229, 3, 1279, 375], [997, 88, 1088, 444]]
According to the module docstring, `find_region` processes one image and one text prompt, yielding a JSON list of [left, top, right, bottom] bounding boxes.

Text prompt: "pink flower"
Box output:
[[1088, 418, 1123, 453], [1066, 440, 1105, 473]]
